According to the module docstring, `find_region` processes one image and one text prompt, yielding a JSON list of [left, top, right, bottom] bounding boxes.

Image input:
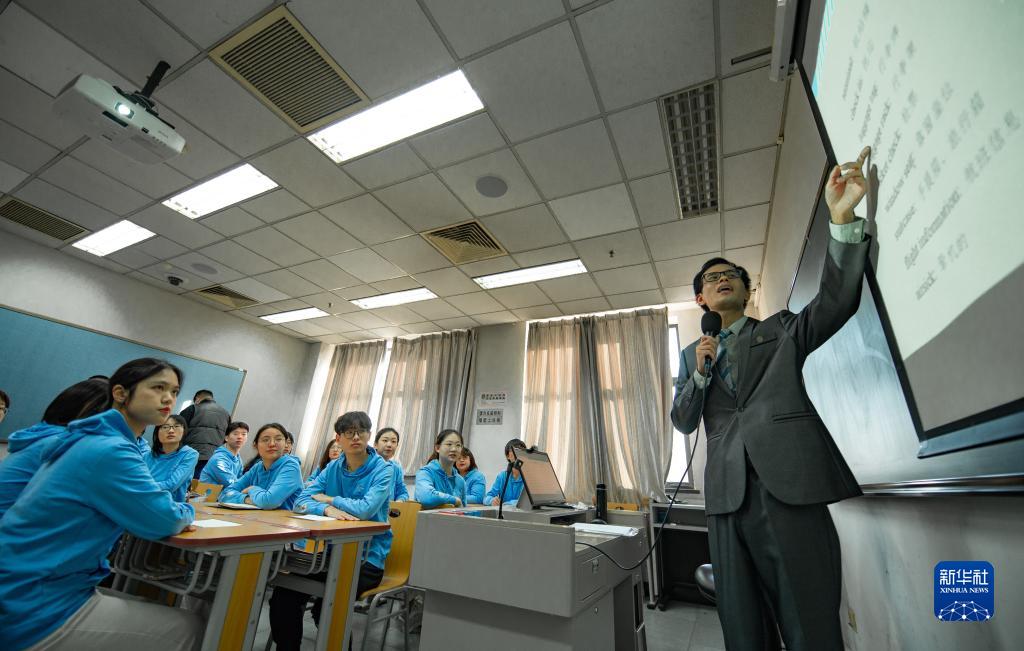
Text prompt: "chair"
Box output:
[[695, 563, 716, 603], [358, 501, 422, 651], [608, 501, 640, 511], [191, 481, 223, 502]]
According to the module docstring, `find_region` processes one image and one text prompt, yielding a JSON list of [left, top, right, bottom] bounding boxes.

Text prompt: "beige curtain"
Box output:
[[301, 340, 386, 476], [378, 330, 476, 475]]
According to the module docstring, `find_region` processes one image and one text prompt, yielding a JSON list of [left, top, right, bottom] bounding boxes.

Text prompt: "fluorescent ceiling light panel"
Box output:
[[162, 164, 278, 219], [260, 307, 329, 324], [351, 287, 438, 309], [308, 70, 484, 163], [71, 220, 155, 256], [474, 259, 588, 289]]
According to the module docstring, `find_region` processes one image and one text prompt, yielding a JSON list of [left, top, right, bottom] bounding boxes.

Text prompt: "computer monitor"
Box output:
[[512, 447, 567, 508]]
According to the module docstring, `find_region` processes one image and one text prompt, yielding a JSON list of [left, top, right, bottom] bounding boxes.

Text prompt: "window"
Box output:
[[666, 323, 694, 487], [366, 338, 393, 428]]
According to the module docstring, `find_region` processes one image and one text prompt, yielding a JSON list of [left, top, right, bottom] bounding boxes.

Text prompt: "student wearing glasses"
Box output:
[[456, 446, 487, 505], [220, 423, 302, 510], [199, 421, 249, 488], [415, 429, 467, 509], [373, 427, 409, 501], [145, 414, 199, 502], [270, 411, 394, 651]]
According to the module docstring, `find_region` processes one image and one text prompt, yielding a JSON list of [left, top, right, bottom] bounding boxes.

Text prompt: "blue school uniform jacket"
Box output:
[[0, 409, 194, 651], [145, 445, 199, 502], [388, 458, 409, 501], [485, 470, 525, 504], [462, 468, 487, 504], [295, 447, 394, 569], [199, 445, 244, 487], [0, 422, 66, 518], [221, 454, 302, 510], [415, 459, 467, 508]]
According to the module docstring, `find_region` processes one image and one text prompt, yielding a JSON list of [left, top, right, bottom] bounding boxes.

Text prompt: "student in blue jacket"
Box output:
[[221, 423, 302, 509], [199, 420, 249, 487], [0, 377, 110, 518], [145, 414, 199, 502], [0, 358, 199, 651], [456, 446, 487, 505], [307, 438, 341, 484], [270, 411, 394, 651], [415, 429, 467, 508], [374, 426, 409, 500], [485, 438, 528, 506]]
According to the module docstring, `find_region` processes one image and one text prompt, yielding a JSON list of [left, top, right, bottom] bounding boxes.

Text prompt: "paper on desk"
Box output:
[[193, 519, 242, 528], [296, 514, 335, 521], [572, 522, 639, 537]]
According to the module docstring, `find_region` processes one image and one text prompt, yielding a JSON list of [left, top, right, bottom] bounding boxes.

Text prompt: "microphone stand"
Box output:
[[496, 459, 522, 520]]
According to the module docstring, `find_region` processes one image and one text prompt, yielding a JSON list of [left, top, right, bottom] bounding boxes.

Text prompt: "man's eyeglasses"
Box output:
[[339, 429, 370, 440], [159, 423, 184, 431], [702, 269, 741, 283]]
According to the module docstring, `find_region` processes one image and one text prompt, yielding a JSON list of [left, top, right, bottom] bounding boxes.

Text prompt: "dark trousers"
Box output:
[[269, 562, 384, 651], [192, 459, 208, 480], [707, 463, 844, 651]]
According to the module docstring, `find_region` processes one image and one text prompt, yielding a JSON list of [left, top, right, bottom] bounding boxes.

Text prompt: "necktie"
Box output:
[[717, 330, 736, 393]]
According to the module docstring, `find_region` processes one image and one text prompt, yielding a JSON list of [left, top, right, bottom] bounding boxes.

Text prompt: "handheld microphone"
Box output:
[[700, 311, 723, 377]]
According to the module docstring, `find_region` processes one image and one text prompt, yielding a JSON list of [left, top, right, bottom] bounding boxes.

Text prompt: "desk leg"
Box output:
[[202, 551, 272, 651], [316, 541, 363, 651]]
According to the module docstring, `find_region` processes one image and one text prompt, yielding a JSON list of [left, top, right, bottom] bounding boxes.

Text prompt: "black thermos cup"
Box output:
[[595, 483, 608, 523]]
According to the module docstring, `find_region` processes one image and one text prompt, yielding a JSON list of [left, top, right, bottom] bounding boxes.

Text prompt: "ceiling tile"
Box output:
[[370, 306, 424, 325], [424, 0, 564, 58], [127, 270, 178, 292], [344, 311, 392, 330], [446, 291, 504, 315], [334, 284, 380, 300], [722, 146, 777, 210], [536, 274, 602, 302], [133, 236, 188, 261], [301, 291, 359, 314], [370, 276, 421, 293], [401, 321, 442, 334], [320, 194, 413, 245], [13, 179, 119, 231], [290, 0, 453, 99], [437, 149, 540, 216], [434, 316, 478, 330], [129, 203, 221, 248], [630, 172, 680, 226], [275, 212, 362, 257], [308, 315, 359, 332], [137, 262, 207, 292], [0, 68, 87, 149], [328, 248, 405, 282], [251, 138, 363, 206], [40, 156, 149, 215], [106, 247, 159, 270], [342, 143, 428, 190], [723, 204, 769, 250], [374, 174, 471, 231], [168, 251, 244, 283], [243, 298, 311, 316], [512, 304, 561, 320], [410, 113, 506, 168], [644, 213, 721, 262], [369, 325, 410, 338], [147, 0, 274, 48], [511, 243, 576, 268], [62, 246, 132, 274], [372, 235, 450, 274], [724, 244, 765, 275], [458, 255, 519, 277], [158, 106, 241, 180], [718, 0, 775, 76], [253, 269, 322, 298], [549, 184, 637, 239], [663, 285, 696, 303], [480, 204, 566, 253], [607, 289, 665, 310], [289, 259, 361, 290], [607, 102, 670, 179], [199, 240, 278, 276], [577, 0, 715, 110], [721, 68, 786, 155], [235, 227, 319, 267], [558, 296, 611, 315], [573, 229, 650, 272], [200, 207, 263, 237], [0, 160, 28, 193], [490, 284, 550, 309], [463, 22, 598, 142], [0, 119, 58, 172], [473, 310, 518, 325], [653, 253, 709, 288], [593, 263, 658, 294], [222, 277, 289, 304], [282, 320, 332, 337], [515, 120, 621, 199], [412, 267, 481, 297], [158, 60, 293, 156], [240, 190, 309, 224], [316, 333, 353, 344], [71, 140, 192, 199]]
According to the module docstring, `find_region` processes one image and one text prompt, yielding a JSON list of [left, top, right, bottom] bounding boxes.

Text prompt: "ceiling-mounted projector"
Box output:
[[53, 60, 186, 164]]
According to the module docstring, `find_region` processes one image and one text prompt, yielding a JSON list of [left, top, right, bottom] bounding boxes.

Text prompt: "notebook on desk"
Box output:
[[214, 501, 261, 510]]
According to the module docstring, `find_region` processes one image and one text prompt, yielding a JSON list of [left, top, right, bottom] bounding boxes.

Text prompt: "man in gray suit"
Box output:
[[672, 147, 871, 650]]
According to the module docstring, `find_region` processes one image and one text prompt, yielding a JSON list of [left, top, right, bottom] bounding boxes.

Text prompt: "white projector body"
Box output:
[[53, 74, 186, 164]]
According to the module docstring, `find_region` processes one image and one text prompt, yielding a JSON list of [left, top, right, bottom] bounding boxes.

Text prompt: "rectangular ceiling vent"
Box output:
[[661, 82, 719, 217], [0, 196, 86, 241], [210, 6, 369, 133], [193, 284, 260, 309], [423, 220, 507, 265]]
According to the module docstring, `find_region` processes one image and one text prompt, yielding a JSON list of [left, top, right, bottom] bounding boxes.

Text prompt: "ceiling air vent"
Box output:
[[423, 220, 506, 265], [661, 82, 719, 217], [193, 285, 260, 310], [0, 196, 85, 241], [210, 6, 369, 133]]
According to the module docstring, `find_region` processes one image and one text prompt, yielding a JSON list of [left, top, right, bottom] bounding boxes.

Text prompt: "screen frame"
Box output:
[[513, 447, 568, 508]]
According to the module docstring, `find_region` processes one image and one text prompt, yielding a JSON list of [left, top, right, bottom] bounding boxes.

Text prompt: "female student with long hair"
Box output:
[[0, 358, 199, 651], [271, 411, 394, 651], [456, 446, 487, 505], [415, 429, 467, 508], [307, 439, 341, 484], [145, 414, 199, 502], [374, 426, 409, 500], [199, 421, 249, 487], [0, 377, 110, 518], [484, 438, 527, 506], [220, 423, 302, 509], [241, 427, 295, 473]]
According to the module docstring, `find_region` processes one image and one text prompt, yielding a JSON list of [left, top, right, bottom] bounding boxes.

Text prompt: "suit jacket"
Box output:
[[671, 236, 868, 515]]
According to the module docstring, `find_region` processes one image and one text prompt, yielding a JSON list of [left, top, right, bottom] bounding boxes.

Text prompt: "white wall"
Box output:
[[0, 233, 317, 443]]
